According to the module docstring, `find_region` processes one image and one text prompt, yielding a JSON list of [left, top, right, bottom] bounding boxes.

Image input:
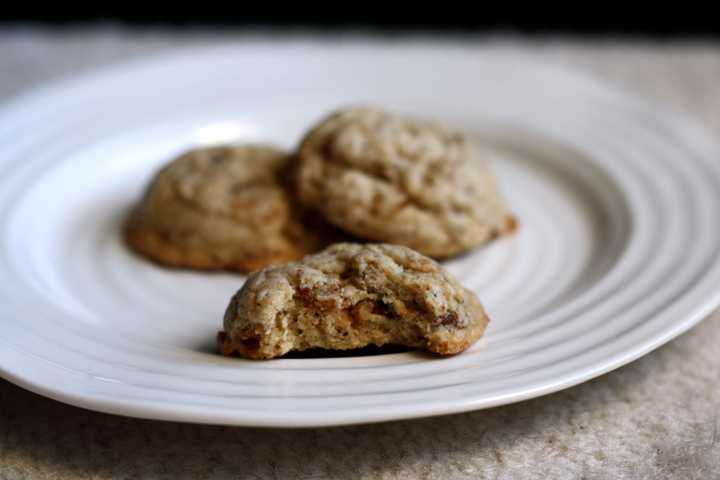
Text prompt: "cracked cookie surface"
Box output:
[[126, 146, 336, 272], [218, 243, 489, 359], [296, 108, 516, 258]]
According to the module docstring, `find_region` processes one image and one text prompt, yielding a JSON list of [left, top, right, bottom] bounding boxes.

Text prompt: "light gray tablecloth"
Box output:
[[1, 24, 719, 480]]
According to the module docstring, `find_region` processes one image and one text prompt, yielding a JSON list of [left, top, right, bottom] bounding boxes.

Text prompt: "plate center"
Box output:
[[4, 124, 631, 353]]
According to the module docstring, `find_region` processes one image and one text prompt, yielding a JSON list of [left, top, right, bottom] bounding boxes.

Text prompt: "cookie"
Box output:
[[296, 108, 516, 258], [126, 146, 338, 272], [218, 243, 489, 359]]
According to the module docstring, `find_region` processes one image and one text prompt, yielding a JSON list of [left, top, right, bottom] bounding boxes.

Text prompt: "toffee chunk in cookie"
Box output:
[[218, 243, 489, 359], [126, 146, 334, 272], [296, 108, 516, 258]]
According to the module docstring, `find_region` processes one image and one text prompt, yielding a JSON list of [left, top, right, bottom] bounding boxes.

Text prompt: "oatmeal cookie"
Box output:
[[296, 108, 516, 258], [218, 243, 488, 359], [126, 146, 338, 272]]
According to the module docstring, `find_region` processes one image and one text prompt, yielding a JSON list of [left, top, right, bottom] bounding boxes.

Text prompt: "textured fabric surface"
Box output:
[[1, 25, 720, 479]]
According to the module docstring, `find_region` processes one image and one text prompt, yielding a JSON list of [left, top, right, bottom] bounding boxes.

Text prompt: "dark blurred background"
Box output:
[[2, 1, 718, 37]]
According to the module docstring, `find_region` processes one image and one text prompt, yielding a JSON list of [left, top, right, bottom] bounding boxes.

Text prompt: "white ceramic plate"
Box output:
[[2, 43, 720, 427]]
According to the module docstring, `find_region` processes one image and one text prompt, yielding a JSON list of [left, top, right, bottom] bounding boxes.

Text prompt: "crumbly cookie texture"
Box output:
[[296, 108, 516, 258], [126, 146, 339, 272], [218, 243, 489, 359]]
